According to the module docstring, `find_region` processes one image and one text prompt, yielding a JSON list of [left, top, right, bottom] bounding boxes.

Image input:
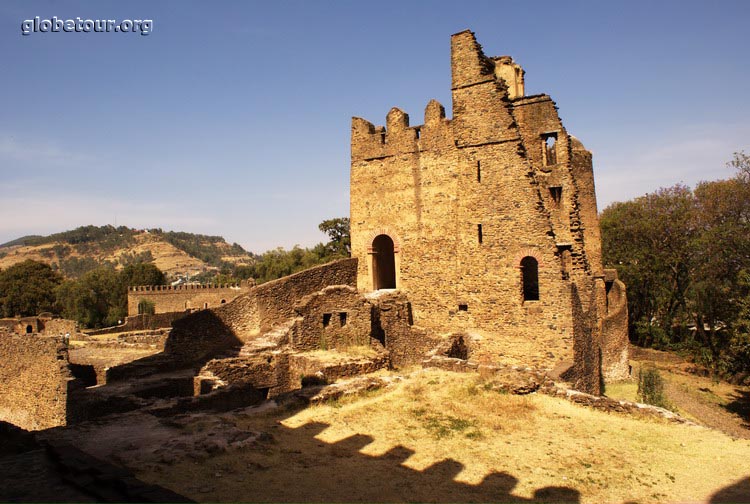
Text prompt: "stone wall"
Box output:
[[0, 334, 80, 430], [254, 258, 358, 333], [370, 291, 440, 368], [289, 286, 372, 351], [163, 259, 358, 363], [86, 312, 190, 335], [127, 282, 252, 316], [0, 317, 77, 336]]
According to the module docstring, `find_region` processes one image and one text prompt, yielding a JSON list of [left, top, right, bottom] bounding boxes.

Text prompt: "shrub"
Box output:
[[637, 366, 669, 409]]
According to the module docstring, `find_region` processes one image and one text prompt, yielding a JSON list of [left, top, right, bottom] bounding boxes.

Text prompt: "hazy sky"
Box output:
[[1, 0, 748, 252]]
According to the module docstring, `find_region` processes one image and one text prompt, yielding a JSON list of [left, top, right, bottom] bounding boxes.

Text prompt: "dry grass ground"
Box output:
[[131, 369, 750, 503]]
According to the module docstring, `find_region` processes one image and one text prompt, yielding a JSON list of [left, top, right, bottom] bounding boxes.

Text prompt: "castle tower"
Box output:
[[350, 30, 626, 377]]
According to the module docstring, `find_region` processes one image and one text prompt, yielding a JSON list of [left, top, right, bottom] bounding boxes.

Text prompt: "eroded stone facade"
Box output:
[[351, 30, 627, 377]]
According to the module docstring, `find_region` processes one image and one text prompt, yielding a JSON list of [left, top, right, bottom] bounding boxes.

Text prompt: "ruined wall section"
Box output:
[[570, 136, 603, 274], [289, 285, 372, 351], [164, 259, 357, 363], [0, 335, 79, 430], [254, 258, 357, 333], [127, 282, 251, 316], [602, 271, 630, 381]]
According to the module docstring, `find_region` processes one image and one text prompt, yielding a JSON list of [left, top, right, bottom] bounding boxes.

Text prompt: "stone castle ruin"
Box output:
[[0, 30, 628, 433], [351, 30, 628, 381]]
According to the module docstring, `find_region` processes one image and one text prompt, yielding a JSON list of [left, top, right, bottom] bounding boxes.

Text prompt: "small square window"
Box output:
[[458, 304, 468, 312]]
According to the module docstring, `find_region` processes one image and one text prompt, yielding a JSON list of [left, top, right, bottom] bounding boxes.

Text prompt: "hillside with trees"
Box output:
[[0, 218, 351, 328]]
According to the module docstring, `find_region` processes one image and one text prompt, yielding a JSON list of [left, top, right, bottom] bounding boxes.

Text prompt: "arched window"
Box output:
[[372, 234, 396, 289], [521, 256, 539, 301]]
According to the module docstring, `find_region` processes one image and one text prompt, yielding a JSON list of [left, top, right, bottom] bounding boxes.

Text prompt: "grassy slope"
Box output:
[[139, 369, 750, 503]]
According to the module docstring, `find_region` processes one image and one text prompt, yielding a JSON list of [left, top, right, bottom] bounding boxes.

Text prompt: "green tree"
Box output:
[[318, 217, 351, 257], [600, 185, 695, 347], [56, 263, 167, 328], [56, 267, 123, 328], [0, 260, 63, 317], [120, 262, 166, 288], [601, 151, 750, 378]]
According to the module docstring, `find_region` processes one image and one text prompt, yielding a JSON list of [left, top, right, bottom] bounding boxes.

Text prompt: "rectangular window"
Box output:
[[477, 224, 483, 244], [549, 186, 562, 206], [323, 313, 332, 328], [476, 160, 481, 182], [542, 132, 558, 166], [339, 312, 348, 326], [458, 304, 468, 312]]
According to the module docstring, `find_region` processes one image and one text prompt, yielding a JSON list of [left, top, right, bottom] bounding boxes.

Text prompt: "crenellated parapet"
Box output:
[[351, 101, 453, 162], [128, 281, 252, 293], [126, 280, 254, 316]]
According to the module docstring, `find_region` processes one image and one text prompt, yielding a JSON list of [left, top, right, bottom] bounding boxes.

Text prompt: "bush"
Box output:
[[637, 366, 669, 409]]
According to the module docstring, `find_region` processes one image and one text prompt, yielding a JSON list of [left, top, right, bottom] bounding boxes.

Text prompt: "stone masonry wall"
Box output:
[[0, 334, 78, 430], [289, 285, 372, 351], [86, 312, 190, 335], [127, 282, 252, 316], [254, 258, 358, 333], [163, 259, 358, 363]]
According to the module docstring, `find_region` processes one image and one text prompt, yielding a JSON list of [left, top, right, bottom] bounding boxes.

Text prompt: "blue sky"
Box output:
[[1, 0, 748, 252]]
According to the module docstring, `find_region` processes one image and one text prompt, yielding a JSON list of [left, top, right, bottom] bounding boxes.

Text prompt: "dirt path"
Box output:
[[663, 378, 750, 439], [630, 345, 750, 439]]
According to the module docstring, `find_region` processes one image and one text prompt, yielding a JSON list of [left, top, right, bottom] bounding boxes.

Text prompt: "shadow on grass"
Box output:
[[174, 409, 582, 503], [709, 476, 750, 503], [723, 388, 750, 430]]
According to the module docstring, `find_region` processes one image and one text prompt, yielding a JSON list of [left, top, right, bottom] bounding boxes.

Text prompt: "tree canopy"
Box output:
[[0, 260, 63, 317], [601, 151, 750, 378]]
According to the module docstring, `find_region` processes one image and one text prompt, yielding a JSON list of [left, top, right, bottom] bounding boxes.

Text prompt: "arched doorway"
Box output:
[[372, 234, 396, 290], [25, 325, 33, 334]]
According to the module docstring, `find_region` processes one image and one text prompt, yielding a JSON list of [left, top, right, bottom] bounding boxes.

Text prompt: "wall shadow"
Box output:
[[184, 409, 582, 503]]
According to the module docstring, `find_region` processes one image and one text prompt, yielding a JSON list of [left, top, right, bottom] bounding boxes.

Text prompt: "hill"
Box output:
[[0, 225, 255, 280]]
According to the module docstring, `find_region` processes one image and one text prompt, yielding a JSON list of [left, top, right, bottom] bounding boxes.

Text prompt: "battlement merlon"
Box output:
[[127, 280, 253, 293], [351, 100, 451, 162]]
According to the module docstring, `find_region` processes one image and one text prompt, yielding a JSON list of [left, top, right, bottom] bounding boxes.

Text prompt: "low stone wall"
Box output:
[[86, 312, 190, 336], [370, 291, 440, 368], [0, 335, 80, 430], [41, 318, 78, 336], [255, 258, 358, 332]]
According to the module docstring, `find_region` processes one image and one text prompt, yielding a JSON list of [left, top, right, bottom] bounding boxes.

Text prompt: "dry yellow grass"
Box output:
[[136, 369, 750, 503]]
